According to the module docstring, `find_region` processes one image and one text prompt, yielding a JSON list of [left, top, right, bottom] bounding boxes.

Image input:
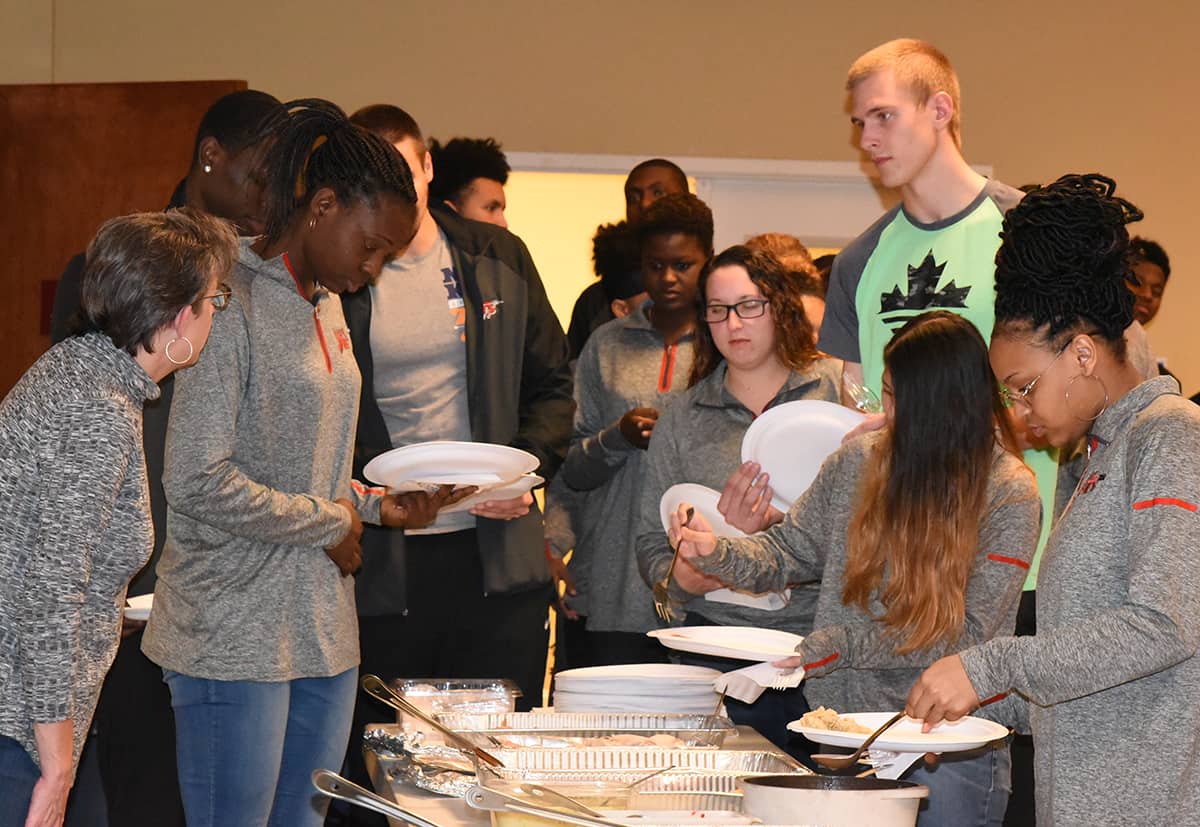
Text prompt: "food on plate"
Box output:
[[796, 706, 871, 734]]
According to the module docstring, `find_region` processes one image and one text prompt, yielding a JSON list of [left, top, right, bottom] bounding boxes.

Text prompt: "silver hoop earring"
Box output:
[[203, 163, 212, 174], [1065, 373, 1108, 421], [165, 336, 194, 366]]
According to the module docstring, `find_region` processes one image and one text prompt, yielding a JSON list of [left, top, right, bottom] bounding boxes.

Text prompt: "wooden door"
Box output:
[[0, 80, 246, 396]]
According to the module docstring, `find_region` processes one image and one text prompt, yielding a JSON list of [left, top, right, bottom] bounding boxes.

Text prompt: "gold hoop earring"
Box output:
[[1065, 373, 1108, 421], [165, 336, 194, 366]]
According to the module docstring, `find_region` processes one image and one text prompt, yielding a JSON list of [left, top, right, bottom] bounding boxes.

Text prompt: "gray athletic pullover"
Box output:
[[144, 241, 381, 682], [693, 432, 1041, 713], [562, 304, 694, 634], [635, 359, 842, 632], [959, 377, 1200, 825]]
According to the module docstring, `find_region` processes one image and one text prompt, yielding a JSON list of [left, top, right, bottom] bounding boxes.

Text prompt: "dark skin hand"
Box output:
[[327, 487, 475, 577], [120, 618, 146, 639], [619, 406, 660, 449], [381, 485, 476, 529], [326, 498, 364, 576]]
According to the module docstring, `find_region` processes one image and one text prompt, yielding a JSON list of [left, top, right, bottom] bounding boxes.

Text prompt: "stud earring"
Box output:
[[203, 164, 212, 173]]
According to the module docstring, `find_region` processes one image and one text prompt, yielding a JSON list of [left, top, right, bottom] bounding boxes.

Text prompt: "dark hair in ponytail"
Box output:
[[994, 173, 1143, 357], [260, 98, 417, 241]]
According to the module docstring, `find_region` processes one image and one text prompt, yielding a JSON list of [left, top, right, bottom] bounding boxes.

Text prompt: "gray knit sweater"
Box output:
[[693, 432, 1041, 713], [959, 377, 1200, 825], [562, 304, 694, 633], [143, 241, 381, 682], [0, 333, 158, 769], [635, 360, 842, 632]]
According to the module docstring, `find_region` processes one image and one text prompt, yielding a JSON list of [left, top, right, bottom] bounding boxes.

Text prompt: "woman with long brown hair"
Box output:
[[671, 310, 1041, 826]]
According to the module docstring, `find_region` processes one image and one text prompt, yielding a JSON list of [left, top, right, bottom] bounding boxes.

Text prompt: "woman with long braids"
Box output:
[[907, 175, 1200, 824], [671, 311, 1041, 825], [142, 100, 467, 827]]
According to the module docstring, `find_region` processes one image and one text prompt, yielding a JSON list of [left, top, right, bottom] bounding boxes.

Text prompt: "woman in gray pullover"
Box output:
[[635, 246, 840, 753], [908, 175, 1200, 826], [0, 210, 238, 827], [671, 312, 1041, 826], [143, 101, 465, 827]]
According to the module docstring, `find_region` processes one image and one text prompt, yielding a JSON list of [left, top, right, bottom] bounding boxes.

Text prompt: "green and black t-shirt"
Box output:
[[818, 180, 1058, 587]]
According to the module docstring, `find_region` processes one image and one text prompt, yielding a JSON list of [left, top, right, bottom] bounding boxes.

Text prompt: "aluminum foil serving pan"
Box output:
[[474, 748, 808, 809], [436, 711, 739, 747], [485, 747, 801, 774]]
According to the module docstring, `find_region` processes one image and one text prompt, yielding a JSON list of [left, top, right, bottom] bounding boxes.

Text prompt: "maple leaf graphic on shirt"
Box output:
[[879, 250, 971, 320]]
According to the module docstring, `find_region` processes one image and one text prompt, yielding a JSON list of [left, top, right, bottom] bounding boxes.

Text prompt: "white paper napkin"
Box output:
[[704, 588, 790, 611], [713, 663, 804, 704], [867, 749, 925, 779]]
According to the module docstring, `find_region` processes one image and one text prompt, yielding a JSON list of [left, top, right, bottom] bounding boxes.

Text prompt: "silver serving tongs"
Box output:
[[312, 769, 445, 827], [359, 675, 505, 768], [465, 784, 627, 827]]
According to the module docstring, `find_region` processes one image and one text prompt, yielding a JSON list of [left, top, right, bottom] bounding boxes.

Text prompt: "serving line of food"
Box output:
[[308, 630, 1011, 827]]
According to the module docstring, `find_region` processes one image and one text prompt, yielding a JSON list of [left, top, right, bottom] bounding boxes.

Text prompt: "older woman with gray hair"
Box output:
[[0, 208, 237, 827]]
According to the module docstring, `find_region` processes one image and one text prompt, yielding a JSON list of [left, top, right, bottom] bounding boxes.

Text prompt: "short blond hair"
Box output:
[[847, 38, 962, 147]]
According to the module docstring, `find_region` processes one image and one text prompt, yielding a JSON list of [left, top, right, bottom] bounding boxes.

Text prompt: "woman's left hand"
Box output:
[[470, 492, 534, 520], [717, 462, 785, 533], [905, 654, 981, 731], [381, 485, 476, 529]]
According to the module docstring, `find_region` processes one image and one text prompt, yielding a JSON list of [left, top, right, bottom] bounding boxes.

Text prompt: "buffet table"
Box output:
[[365, 726, 788, 827]]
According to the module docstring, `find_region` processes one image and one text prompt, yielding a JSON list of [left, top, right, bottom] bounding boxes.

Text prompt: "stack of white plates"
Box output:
[[553, 664, 722, 714]]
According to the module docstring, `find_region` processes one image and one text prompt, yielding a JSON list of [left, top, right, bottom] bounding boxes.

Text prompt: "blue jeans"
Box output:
[[908, 739, 1011, 827], [0, 736, 38, 827], [164, 667, 357, 827]]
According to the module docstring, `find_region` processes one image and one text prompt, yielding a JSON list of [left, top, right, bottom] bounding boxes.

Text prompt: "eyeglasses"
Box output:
[[205, 283, 233, 311], [1000, 340, 1070, 409], [703, 299, 769, 323]]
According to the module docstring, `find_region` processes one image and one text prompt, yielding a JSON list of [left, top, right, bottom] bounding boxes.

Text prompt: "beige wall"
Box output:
[[6, 0, 1196, 389]]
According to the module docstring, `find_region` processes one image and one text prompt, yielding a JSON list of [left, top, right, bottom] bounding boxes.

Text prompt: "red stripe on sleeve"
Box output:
[[802, 652, 839, 671], [979, 692, 1008, 707], [350, 479, 385, 497], [1133, 498, 1198, 513], [986, 553, 1031, 570]]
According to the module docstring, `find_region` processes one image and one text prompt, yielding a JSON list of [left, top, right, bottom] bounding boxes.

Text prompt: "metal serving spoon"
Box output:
[[811, 711, 906, 772]]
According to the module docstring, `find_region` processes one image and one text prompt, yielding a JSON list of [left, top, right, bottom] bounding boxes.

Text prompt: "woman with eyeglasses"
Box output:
[[141, 100, 469, 827], [906, 175, 1200, 824], [669, 310, 1041, 825], [0, 209, 237, 827], [635, 245, 841, 754]]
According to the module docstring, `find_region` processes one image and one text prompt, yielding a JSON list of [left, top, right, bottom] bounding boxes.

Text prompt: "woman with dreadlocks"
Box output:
[[142, 100, 469, 827], [907, 174, 1200, 824]]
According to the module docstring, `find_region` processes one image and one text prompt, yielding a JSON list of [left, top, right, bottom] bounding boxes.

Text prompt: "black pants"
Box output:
[[1004, 590, 1037, 827], [90, 629, 186, 827], [335, 529, 551, 827]]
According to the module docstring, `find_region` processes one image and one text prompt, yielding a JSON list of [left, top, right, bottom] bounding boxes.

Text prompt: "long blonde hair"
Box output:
[[843, 312, 1016, 654]]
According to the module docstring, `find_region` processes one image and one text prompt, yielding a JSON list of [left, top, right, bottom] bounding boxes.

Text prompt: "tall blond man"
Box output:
[[815, 38, 1057, 827]]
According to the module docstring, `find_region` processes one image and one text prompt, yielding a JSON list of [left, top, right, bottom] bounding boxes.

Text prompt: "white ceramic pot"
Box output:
[[740, 775, 929, 827]]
